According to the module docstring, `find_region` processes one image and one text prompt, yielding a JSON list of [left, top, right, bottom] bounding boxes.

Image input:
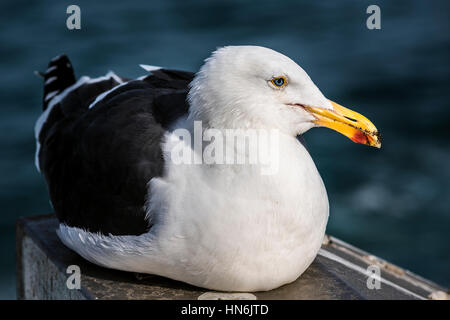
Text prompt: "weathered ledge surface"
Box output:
[[16, 214, 448, 300]]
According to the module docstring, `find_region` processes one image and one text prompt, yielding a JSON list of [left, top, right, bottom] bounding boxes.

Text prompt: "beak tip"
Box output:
[[373, 131, 382, 149]]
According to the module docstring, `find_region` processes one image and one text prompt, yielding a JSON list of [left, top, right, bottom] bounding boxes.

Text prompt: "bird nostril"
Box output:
[[344, 116, 357, 122]]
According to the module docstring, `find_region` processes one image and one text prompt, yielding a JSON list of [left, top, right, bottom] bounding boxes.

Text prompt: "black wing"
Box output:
[[38, 58, 194, 236]]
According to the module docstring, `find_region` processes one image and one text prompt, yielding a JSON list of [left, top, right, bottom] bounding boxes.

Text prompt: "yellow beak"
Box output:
[[303, 100, 381, 148]]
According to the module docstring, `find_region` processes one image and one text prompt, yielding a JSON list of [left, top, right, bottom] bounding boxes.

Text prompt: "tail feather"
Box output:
[[42, 54, 76, 110]]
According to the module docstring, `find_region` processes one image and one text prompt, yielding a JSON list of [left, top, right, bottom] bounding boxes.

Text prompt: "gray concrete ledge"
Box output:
[[16, 214, 448, 300]]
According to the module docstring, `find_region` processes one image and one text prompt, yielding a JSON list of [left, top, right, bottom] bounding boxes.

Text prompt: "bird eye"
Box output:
[[271, 76, 287, 88]]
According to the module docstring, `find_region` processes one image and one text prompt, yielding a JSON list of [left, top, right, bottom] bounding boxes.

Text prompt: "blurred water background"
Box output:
[[1, 0, 449, 299]]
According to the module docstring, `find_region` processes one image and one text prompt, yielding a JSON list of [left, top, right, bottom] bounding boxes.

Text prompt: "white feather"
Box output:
[[44, 76, 57, 85], [139, 64, 162, 72], [46, 66, 57, 74]]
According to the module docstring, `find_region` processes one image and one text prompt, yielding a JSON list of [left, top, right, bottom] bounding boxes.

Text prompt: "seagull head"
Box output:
[[188, 46, 381, 148]]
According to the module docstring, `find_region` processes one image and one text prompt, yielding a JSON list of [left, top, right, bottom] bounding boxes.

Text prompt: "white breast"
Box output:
[[146, 131, 329, 291]]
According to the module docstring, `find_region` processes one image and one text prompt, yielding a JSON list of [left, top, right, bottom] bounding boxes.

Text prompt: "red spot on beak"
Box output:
[[351, 131, 368, 145]]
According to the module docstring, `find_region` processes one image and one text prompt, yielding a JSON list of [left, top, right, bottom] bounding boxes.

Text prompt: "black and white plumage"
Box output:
[[35, 46, 380, 291], [37, 57, 193, 235]]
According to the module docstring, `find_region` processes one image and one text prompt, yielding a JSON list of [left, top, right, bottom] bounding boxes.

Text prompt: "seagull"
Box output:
[[35, 46, 381, 292]]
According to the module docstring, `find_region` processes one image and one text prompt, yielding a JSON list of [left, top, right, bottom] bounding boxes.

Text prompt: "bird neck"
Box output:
[[169, 114, 305, 176]]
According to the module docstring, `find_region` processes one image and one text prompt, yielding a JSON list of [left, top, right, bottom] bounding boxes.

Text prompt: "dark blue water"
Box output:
[[1, 0, 449, 298]]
